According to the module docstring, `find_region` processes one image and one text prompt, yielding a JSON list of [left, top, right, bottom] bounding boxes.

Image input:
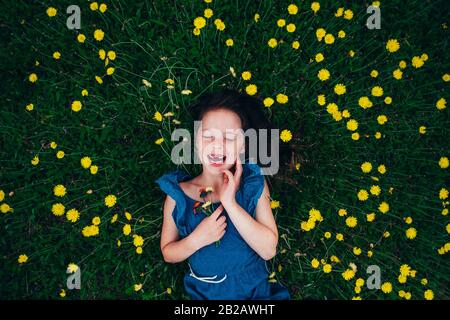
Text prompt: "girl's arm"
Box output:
[[160, 195, 199, 263], [160, 195, 227, 263], [222, 178, 279, 261]]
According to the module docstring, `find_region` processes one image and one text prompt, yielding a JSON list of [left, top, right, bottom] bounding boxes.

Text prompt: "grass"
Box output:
[[0, 0, 449, 299]]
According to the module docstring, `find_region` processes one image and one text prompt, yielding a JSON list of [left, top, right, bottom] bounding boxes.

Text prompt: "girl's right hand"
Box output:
[[191, 204, 227, 249]]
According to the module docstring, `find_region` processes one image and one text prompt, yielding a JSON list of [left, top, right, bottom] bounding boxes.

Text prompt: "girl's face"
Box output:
[[196, 108, 245, 174]]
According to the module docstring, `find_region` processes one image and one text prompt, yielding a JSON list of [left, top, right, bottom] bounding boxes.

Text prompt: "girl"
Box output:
[[155, 89, 290, 300]]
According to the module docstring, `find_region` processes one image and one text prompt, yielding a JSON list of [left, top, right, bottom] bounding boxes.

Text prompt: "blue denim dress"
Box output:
[[155, 162, 290, 300]]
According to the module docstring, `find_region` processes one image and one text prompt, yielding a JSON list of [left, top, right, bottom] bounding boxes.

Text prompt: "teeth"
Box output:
[[208, 154, 225, 163]]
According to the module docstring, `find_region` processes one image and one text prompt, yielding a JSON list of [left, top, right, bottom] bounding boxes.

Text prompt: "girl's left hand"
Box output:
[[219, 158, 243, 207]]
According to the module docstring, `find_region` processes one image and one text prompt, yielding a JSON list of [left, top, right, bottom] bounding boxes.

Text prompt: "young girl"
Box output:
[[155, 89, 290, 300]]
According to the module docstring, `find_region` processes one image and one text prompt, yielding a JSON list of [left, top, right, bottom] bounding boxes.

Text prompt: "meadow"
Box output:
[[0, 0, 448, 299]]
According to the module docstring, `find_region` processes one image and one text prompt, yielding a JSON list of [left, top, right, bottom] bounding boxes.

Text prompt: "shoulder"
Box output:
[[240, 162, 266, 216], [155, 169, 190, 201]]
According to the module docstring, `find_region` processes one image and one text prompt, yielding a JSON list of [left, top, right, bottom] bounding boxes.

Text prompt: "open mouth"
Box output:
[[207, 153, 226, 164]]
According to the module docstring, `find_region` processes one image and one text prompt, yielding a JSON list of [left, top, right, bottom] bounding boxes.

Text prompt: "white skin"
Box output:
[[160, 108, 279, 262]]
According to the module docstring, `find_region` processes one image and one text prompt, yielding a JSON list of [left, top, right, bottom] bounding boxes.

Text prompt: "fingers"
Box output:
[[234, 158, 243, 183], [210, 204, 224, 219], [216, 215, 226, 224], [222, 169, 234, 184]]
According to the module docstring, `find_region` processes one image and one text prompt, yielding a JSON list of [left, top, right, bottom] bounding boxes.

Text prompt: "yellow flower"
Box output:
[[371, 86, 384, 97], [90, 165, 98, 174], [193, 28, 200, 36], [280, 130, 292, 142], [80, 225, 98, 238], [270, 200, 280, 209], [316, 28, 326, 40], [384, 96, 392, 104], [351, 133, 360, 140], [367, 213, 376, 222], [378, 165, 387, 174], [107, 51, 116, 61], [181, 89, 192, 95], [31, 155, 39, 166], [442, 74, 450, 82], [133, 235, 144, 247], [317, 69, 330, 81], [334, 84, 346, 95], [370, 185, 381, 196], [52, 203, 65, 216], [377, 115, 388, 125], [267, 38, 278, 48], [106, 67, 115, 75], [81, 89, 88, 96], [439, 188, 448, 200], [292, 41, 300, 50], [324, 34, 335, 44], [71, 100, 82, 112], [399, 60, 407, 69], [26, 103, 34, 111], [214, 18, 225, 31], [225, 39, 234, 47], [92, 216, 101, 226], [346, 119, 358, 131], [378, 201, 389, 213], [424, 289, 434, 300], [323, 264, 332, 273], [53, 51, 61, 59], [353, 247, 362, 255], [155, 137, 164, 145], [317, 94, 326, 105], [105, 194, 117, 207], [0, 203, 13, 214], [66, 208, 80, 223], [95, 75, 103, 84], [123, 224, 132, 236], [391, 69, 403, 81], [324, 232, 331, 239], [134, 284, 143, 292], [99, 3, 107, 13], [315, 53, 324, 62], [263, 97, 274, 108], [311, 258, 320, 269], [346, 216, 357, 228], [254, 13, 260, 23], [406, 228, 417, 240], [77, 34, 86, 43], [357, 189, 369, 201], [80, 156, 92, 169], [111, 214, 118, 223], [136, 247, 143, 254], [411, 56, 424, 68], [241, 71, 252, 81], [46, 7, 57, 17], [0, 190, 4, 202], [59, 289, 66, 298], [356, 278, 365, 287], [245, 84, 257, 96], [67, 263, 79, 273], [90, 2, 99, 10], [439, 157, 449, 169], [286, 23, 296, 33], [277, 19, 286, 27], [204, 8, 213, 19], [436, 98, 447, 110], [338, 30, 346, 38], [53, 184, 66, 197], [311, 2, 320, 13], [342, 269, 355, 281], [276, 93, 289, 104], [93, 29, 105, 41], [18, 254, 28, 264], [287, 4, 298, 15], [359, 96, 373, 109], [361, 162, 372, 173], [336, 233, 344, 241], [344, 9, 353, 20], [153, 111, 163, 122], [370, 70, 379, 78], [29, 73, 38, 83], [386, 39, 400, 53], [381, 282, 392, 293]]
